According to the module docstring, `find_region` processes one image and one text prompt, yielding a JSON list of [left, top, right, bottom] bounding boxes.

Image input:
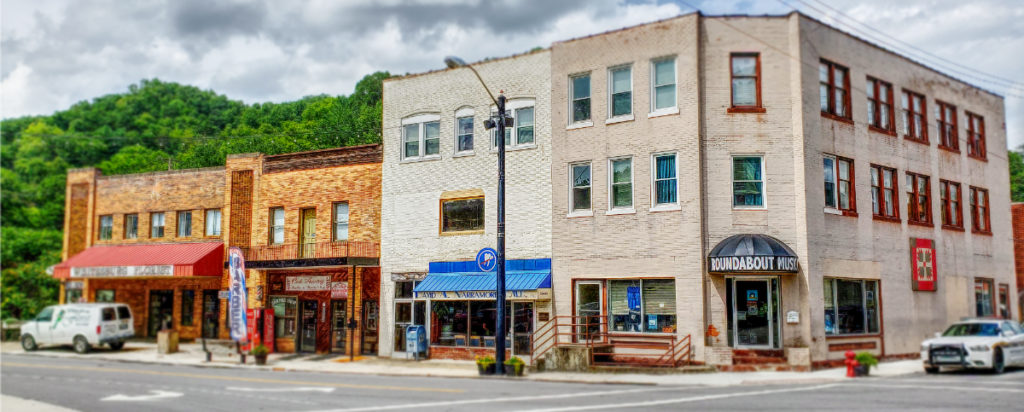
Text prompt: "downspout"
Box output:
[[697, 12, 711, 349]]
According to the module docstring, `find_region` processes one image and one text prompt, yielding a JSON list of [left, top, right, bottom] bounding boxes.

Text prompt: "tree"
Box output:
[[1009, 149, 1024, 203], [97, 145, 171, 175]]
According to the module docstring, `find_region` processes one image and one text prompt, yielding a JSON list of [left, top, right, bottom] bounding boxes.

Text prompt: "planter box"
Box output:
[[477, 363, 496, 375]]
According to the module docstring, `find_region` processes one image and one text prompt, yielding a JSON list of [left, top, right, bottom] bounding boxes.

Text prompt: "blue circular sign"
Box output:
[[476, 248, 498, 272]]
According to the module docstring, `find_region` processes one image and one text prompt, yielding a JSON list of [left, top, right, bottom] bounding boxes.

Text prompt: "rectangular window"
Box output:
[[609, 66, 632, 117], [653, 153, 677, 205], [607, 279, 676, 333], [402, 120, 440, 159], [95, 289, 115, 302], [966, 112, 986, 160], [150, 212, 165, 238], [905, 172, 931, 224], [936, 101, 958, 151], [609, 158, 633, 209], [430, 300, 469, 346], [902, 90, 928, 143], [819, 60, 850, 119], [823, 278, 880, 336], [570, 73, 591, 123], [403, 123, 419, 158], [866, 77, 894, 132], [732, 156, 764, 208], [176, 211, 192, 237], [730, 53, 760, 109], [423, 121, 440, 156], [441, 197, 484, 233], [124, 214, 138, 239], [570, 162, 592, 212], [651, 58, 676, 111], [974, 278, 994, 317], [870, 165, 899, 219], [516, 107, 534, 145], [823, 155, 855, 213], [269, 207, 284, 244], [271, 296, 297, 338], [99, 215, 113, 240], [998, 284, 1010, 319], [205, 209, 222, 236], [181, 290, 195, 326], [333, 202, 349, 241], [456, 116, 474, 153], [970, 186, 991, 234], [939, 180, 963, 229]]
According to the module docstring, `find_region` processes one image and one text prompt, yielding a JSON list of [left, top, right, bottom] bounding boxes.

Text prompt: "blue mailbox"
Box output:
[[405, 325, 427, 360]]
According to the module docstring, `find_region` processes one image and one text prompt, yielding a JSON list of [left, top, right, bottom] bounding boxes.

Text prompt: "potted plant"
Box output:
[[503, 356, 525, 377], [475, 355, 496, 376], [251, 344, 269, 366], [854, 352, 878, 377]]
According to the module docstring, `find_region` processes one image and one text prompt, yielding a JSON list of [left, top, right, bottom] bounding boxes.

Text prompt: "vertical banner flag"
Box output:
[[910, 238, 937, 292], [229, 247, 249, 342]]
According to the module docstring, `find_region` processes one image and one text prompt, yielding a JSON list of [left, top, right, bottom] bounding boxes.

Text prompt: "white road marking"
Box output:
[[885, 378, 1023, 386], [227, 386, 335, 393], [101, 390, 184, 402], [849, 383, 1024, 394], [307, 387, 684, 412], [517, 384, 840, 412]]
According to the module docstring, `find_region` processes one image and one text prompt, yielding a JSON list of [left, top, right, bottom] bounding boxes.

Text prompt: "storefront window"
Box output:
[[95, 289, 115, 302], [431, 301, 468, 346], [823, 278, 880, 335], [180, 290, 195, 326], [393, 280, 425, 352], [608, 279, 676, 333], [975, 278, 994, 317], [66, 288, 83, 303], [271, 296, 297, 338]]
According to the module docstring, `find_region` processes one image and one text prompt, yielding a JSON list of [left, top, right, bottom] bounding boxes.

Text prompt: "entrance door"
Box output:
[[575, 282, 603, 341], [201, 290, 220, 339], [148, 290, 174, 337], [299, 300, 318, 352], [512, 302, 534, 356], [300, 208, 316, 258], [732, 279, 773, 348], [331, 300, 347, 353], [361, 301, 379, 355]]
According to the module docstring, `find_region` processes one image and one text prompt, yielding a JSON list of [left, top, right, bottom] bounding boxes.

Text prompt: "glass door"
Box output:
[[512, 302, 534, 356], [300, 208, 316, 258], [331, 300, 347, 353], [201, 290, 220, 339], [299, 300, 318, 352], [731, 279, 774, 348], [361, 301, 379, 355], [148, 290, 174, 337], [575, 281, 603, 342]]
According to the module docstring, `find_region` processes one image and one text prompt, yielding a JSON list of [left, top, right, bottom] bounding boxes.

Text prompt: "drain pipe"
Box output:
[[696, 12, 712, 350]]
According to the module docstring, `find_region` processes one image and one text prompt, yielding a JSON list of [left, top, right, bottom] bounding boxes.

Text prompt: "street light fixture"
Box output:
[[445, 55, 510, 374]]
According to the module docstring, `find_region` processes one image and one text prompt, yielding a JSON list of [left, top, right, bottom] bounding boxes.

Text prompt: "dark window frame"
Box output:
[[819, 59, 852, 122], [124, 214, 139, 239], [935, 100, 959, 152], [176, 210, 192, 238], [440, 196, 485, 234], [728, 52, 764, 113], [98, 215, 114, 240], [905, 172, 932, 226], [181, 290, 195, 326], [824, 155, 857, 216], [966, 111, 986, 161], [866, 76, 895, 135], [902, 89, 929, 144], [969, 186, 991, 235], [939, 179, 964, 230]]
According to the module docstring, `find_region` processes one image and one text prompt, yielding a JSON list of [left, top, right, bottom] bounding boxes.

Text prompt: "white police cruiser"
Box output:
[[921, 318, 1024, 374]]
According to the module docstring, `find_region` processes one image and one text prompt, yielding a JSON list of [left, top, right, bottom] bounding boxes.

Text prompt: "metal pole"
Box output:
[[495, 93, 507, 375]]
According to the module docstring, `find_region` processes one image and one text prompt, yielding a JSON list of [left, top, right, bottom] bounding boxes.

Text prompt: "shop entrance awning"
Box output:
[[413, 258, 552, 299], [708, 234, 798, 273], [52, 242, 224, 279]]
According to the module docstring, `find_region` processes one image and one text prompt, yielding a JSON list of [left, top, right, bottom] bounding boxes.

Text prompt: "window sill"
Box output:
[[868, 125, 896, 137], [567, 121, 594, 130], [733, 206, 766, 211], [968, 154, 989, 162], [903, 135, 929, 146], [401, 155, 442, 164], [649, 204, 681, 213], [825, 208, 858, 217], [937, 145, 960, 155], [907, 220, 934, 228], [439, 229, 485, 237], [567, 210, 593, 218], [727, 106, 765, 114], [941, 225, 965, 232], [872, 215, 901, 224], [606, 208, 636, 216], [453, 151, 475, 158], [972, 229, 993, 236], [490, 144, 537, 153], [648, 107, 679, 119], [820, 112, 853, 125], [825, 333, 882, 340], [605, 114, 634, 125]]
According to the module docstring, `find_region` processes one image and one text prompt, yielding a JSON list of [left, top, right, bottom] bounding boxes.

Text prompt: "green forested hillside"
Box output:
[[0, 72, 389, 320]]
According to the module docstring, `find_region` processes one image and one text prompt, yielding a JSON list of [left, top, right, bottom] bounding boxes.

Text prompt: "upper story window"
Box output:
[[455, 108, 474, 154], [177, 211, 192, 237], [939, 180, 963, 229], [608, 157, 633, 210], [866, 77, 894, 133], [333, 202, 349, 241], [570, 73, 591, 124], [99, 215, 113, 240], [969, 186, 991, 234], [823, 155, 855, 214], [730, 53, 761, 110], [819, 60, 850, 120], [570, 162, 592, 213], [205, 209, 222, 236], [935, 101, 958, 151], [492, 100, 535, 148], [269, 207, 284, 244], [608, 65, 632, 118], [870, 164, 899, 220], [651, 57, 677, 113], [652, 153, 678, 206], [402, 114, 441, 160], [124, 214, 138, 239], [732, 156, 764, 208], [905, 172, 931, 225], [150, 212, 165, 238], [441, 197, 484, 234], [901, 90, 928, 144], [966, 112, 986, 160]]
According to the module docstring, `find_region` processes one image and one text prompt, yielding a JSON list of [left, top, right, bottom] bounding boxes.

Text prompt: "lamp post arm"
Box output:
[[464, 65, 500, 107]]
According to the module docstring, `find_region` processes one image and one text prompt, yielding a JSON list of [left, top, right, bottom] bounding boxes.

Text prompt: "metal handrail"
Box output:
[[237, 240, 380, 261], [587, 332, 692, 367], [530, 315, 608, 366]]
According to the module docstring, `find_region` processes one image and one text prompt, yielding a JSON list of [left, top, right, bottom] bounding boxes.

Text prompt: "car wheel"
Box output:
[[20, 334, 37, 351], [108, 341, 124, 350], [992, 348, 1005, 374], [73, 335, 91, 354], [924, 366, 939, 374]]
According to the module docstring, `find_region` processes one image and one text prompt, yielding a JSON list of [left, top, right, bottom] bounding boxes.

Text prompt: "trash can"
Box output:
[[158, 329, 179, 354]]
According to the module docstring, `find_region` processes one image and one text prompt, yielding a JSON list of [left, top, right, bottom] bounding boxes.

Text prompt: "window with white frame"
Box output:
[[99, 215, 113, 240], [492, 100, 536, 148], [608, 66, 632, 118], [176, 211, 192, 237], [652, 153, 677, 206], [651, 58, 676, 112], [150, 212, 165, 238], [205, 209, 221, 236], [570, 73, 591, 123], [732, 156, 764, 208], [455, 108, 474, 154], [333, 202, 349, 241], [269, 207, 284, 244], [609, 157, 633, 210], [570, 162, 591, 212], [401, 114, 441, 160]]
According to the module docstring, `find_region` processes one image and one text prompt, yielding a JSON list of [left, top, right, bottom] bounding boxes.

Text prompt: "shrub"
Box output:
[[855, 352, 878, 369]]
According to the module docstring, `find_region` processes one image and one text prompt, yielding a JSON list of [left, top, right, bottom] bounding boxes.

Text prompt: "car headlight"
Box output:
[[968, 345, 990, 352]]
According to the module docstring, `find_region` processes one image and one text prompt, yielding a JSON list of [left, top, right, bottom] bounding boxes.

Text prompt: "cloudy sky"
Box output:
[[3, 0, 1022, 146]]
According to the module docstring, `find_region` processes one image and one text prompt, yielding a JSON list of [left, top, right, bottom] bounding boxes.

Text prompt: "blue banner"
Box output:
[[228, 247, 248, 342]]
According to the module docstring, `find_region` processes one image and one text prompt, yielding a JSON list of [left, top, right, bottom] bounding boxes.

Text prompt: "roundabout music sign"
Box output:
[[707, 255, 798, 273]]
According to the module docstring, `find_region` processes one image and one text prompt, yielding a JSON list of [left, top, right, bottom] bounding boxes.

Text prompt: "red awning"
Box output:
[[53, 242, 224, 280]]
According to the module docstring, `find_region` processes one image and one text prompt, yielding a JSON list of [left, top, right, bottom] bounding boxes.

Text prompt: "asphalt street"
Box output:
[[1, 353, 1022, 411]]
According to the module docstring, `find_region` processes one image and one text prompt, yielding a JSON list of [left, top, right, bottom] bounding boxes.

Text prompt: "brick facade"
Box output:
[[1012, 203, 1024, 321]]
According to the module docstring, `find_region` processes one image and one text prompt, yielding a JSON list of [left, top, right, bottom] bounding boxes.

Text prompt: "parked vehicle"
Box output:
[[921, 318, 1024, 374], [20, 303, 134, 354]]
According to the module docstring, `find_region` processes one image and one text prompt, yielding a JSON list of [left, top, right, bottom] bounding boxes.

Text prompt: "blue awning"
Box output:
[[413, 258, 551, 299]]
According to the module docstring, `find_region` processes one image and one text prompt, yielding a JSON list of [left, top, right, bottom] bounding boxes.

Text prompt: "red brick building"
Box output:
[[1012, 203, 1024, 321]]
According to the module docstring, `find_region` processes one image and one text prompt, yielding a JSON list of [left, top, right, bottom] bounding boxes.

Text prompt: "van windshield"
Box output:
[[102, 308, 116, 321], [36, 307, 54, 322], [117, 306, 131, 320]]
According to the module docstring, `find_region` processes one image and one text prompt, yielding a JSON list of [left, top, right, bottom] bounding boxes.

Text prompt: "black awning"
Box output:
[[708, 234, 798, 273]]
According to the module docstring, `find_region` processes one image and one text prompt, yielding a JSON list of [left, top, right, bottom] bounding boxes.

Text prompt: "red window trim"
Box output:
[[866, 76, 895, 135], [935, 100, 959, 153], [938, 179, 964, 230], [997, 283, 1011, 319], [905, 171, 932, 225], [825, 155, 857, 216], [870, 164, 900, 221], [728, 52, 764, 113], [969, 186, 992, 235], [966, 111, 987, 161], [902, 89, 929, 145], [820, 59, 851, 121], [974, 277, 997, 317]]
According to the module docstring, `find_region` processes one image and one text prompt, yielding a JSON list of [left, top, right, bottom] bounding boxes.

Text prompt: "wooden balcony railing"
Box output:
[[237, 241, 379, 262]]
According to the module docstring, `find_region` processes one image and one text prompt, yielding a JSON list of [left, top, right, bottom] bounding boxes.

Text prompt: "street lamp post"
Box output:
[[445, 56, 510, 374]]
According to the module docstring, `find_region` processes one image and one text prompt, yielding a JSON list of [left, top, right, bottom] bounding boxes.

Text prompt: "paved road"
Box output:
[[2, 354, 1022, 411]]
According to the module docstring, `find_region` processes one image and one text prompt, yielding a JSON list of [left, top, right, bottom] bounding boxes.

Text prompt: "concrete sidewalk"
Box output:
[[0, 341, 922, 386]]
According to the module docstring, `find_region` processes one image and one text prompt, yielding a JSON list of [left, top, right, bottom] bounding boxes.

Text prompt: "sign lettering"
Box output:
[[707, 256, 798, 273], [414, 288, 551, 300], [286, 276, 330, 291], [331, 281, 349, 299], [71, 265, 174, 278], [228, 247, 248, 343]]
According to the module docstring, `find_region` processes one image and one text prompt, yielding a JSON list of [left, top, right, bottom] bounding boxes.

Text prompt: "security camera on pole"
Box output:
[[445, 56, 512, 374]]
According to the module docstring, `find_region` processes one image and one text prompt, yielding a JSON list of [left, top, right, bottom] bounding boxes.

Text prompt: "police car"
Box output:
[[921, 318, 1024, 374]]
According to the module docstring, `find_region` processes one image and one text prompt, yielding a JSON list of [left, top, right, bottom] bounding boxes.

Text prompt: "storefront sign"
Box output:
[[476, 248, 498, 272], [786, 310, 799, 324], [66, 281, 84, 290], [331, 281, 349, 299], [414, 288, 551, 300], [218, 290, 230, 299], [228, 247, 248, 343], [708, 256, 798, 273], [910, 238, 937, 292], [285, 276, 330, 291], [70, 265, 174, 278]]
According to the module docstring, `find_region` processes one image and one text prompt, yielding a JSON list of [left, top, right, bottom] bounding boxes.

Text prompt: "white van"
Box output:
[[20, 303, 134, 354]]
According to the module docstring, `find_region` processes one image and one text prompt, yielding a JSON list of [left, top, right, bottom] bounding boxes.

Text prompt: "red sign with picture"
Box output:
[[910, 238, 937, 291], [263, 308, 274, 353]]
